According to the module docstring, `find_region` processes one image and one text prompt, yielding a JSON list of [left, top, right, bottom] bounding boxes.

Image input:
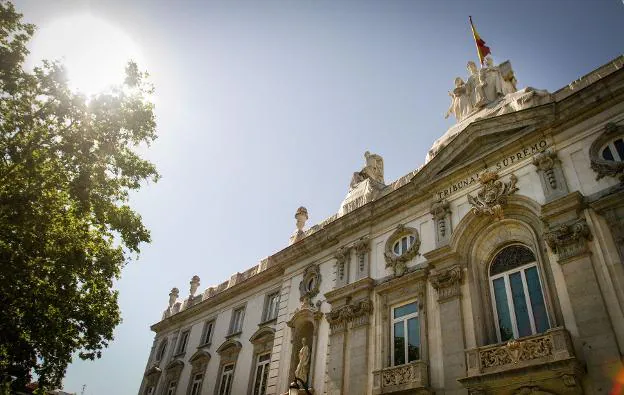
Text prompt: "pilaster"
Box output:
[[430, 264, 467, 395], [542, 192, 623, 394]]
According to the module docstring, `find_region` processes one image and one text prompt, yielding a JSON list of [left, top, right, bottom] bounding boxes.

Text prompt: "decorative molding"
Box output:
[[384, 224, 421, 277], [532, 149, 569, 202], [299, 264, 321, 307], [326, 299, 373, 333], [354, 236, 371, 278], [334, 246, 351, 288], [430, 199, 452, 247], [589, 122, 624, 182], [467, 171, 518, 220], [430, 265, 463, 302], [544, 218, 592, 262]]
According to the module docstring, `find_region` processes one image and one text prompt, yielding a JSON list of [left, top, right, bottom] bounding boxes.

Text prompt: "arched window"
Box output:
[[393, 235, 416, 256], [156, 339, 167, 362], [489, 245, 549, 342]]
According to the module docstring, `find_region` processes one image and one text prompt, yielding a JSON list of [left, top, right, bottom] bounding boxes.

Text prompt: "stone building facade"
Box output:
[[138, 55, 624, 395]]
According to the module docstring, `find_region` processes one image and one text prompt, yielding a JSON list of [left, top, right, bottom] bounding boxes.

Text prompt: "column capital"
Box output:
[[430, 265, 463, 302], [544, 218, 592, 263]]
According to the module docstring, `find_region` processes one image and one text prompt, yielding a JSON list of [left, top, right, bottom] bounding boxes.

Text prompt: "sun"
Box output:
[[28, 14, 143, 95]]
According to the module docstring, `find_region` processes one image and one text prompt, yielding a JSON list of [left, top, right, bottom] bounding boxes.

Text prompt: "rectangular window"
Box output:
[[218, 364, 235, 395], [229, 307, 245, 334], [189, 373, 203, 395], [166, 380, 177, 395], [176, 330, 190, 354], [253, 353, 271, 395], [391, 301, 420, 366], [263, 292, 280, 322], [202, 320, 215, 345], [144, 387, 154, 395]]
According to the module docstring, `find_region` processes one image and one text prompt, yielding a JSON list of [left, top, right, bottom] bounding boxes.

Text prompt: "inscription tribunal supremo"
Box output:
[[435, 139, 548, 200]]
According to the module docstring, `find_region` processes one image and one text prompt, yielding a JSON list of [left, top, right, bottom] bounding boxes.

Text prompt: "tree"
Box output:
[[0, 1, 159, 390]]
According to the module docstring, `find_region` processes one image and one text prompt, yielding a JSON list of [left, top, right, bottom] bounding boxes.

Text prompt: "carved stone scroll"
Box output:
[[334, 247, 351, 289], [354, 237, 371, 280], [532, 150, 569, 202], [544, 218, 592, 262], [326, 299, 373, 333], [430, 199, 452, 247], [430, 265, 463, 302], [467, 171, 518, 220]]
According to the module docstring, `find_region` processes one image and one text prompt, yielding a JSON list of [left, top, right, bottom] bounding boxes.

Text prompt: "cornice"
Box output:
[[324, 277, 375, 303], [375, 266, 429, 295], [151, 264, 284, 332], [541, 191, 585, 225], [423, 245, 458, 267]]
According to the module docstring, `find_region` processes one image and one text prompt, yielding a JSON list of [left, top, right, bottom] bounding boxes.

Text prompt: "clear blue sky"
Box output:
[[13, 0, 624, 393]]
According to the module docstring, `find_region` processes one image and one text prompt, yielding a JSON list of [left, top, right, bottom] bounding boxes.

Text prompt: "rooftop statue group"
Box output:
[[445, 56, 517, 123]]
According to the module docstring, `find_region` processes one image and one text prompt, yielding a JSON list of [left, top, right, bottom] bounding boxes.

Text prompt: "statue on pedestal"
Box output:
[[295, 337, 311, 385], [445, 77, 473, 122]]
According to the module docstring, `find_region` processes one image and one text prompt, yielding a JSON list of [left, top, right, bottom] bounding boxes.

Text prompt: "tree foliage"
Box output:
[[0, 1, 159, 389]]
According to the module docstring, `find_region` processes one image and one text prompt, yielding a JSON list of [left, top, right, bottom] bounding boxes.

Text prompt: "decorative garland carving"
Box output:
[[430, 265, 463, 302], [326, 299, 373, 332], [334, 247, 350, 284], [467, 171, 518, 220], [589, 122, 624, 182], [384, 224, 421, 277], [430, 199, 451, 238], [544, 218, 592, 262], [299, 264, 321, 307], [354, 237, 370, 273]]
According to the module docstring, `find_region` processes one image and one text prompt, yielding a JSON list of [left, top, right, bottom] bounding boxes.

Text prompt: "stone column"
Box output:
[[354, 237, 370, 280], [431, 199, 452, 248], [430, 265, 467, 395], [543, 193, 623, 394], [532, 149, 569, 203], [325, 278, 374, 395]]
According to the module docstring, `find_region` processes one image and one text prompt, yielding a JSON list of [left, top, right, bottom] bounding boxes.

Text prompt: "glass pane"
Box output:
[[261, 363, 269, 395], [407, 317, 420, 362], [393, 322, 405, 365], [603, 146, 614, 161], [615, 138, 624, 160], [253, 365, 263, 395], [525, 267, 549, 333], [510, 272, 532, 337], [393, 242, 400, 254], [401, 237, 408, 253], [394, 302, 417, 318], [493, 278, 514, 341], [490, 245, 536, 275]]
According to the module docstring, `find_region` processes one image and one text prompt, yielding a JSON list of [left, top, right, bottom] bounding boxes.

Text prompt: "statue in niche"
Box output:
[[295, 337, 311, 384], [478, 56, 505, 103], [445, 77, 473, 122]]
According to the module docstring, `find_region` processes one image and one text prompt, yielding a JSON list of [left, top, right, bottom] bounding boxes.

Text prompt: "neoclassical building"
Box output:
[[139, 55, 624, 395]]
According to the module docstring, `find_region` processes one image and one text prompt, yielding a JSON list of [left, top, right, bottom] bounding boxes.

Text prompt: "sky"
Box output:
[[12, 0, 624, 393]]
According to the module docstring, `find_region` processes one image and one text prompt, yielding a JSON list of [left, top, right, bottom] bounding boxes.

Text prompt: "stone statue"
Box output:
[[295, 337, 311, 384], [189, 275, 200, 297], [168, 287, 179, 310], [362, 151, 384, 184], [465, 61, 481, 107], [445, 77, 473, 122], [289, 206, 308, 245], [479, 56, 505, 103]]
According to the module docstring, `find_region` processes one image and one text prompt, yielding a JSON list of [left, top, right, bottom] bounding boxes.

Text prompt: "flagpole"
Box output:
[[469, 16, 482, 66]]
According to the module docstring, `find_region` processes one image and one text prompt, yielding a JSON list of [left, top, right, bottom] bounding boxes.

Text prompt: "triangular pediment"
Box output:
[[414, 104, 555, 185]]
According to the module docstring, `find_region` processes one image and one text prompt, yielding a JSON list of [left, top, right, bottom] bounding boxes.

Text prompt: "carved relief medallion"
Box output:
[[467, 171, 518, 220]]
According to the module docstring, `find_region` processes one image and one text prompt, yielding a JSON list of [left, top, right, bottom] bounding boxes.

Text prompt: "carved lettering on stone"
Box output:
[[467, 171, 518, 220], [544, 218, 592, 262]]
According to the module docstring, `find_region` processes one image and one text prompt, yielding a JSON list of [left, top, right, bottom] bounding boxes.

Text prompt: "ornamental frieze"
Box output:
[[467, 171, 518, 220], [544, 218, 592, 262]]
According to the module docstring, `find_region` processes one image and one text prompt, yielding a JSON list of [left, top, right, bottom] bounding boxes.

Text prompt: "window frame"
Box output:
[[200, 319, 215, 346], [165, 379, 177, 395], [189, 372, 203, 395], [600, 138, 624, 162], [176, 329, 191, 355], [229, 306, 246, 335], [392, 235, 416, 256], [252, 352, 271, 395], [217, 363, 235, 395], [262, 291, 280, 323], [390, 299, 420, 366], [156, 339, 168, 362], [489, 248, 550, 342]]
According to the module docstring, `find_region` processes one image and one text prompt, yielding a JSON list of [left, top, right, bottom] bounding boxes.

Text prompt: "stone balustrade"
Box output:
[[465, 327, 575, 377], [372, 360, 428, 394]]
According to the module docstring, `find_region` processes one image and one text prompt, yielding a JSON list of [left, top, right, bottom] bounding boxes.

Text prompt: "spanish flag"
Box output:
[[469, 16, 491, 65]]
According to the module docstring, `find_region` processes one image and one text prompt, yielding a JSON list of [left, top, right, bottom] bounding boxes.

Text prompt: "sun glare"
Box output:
[[28, 14, 143, 95]]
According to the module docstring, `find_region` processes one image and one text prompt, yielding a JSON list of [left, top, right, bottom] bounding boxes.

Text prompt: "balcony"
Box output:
[[459, 327, 583, 394], [372, 360, 430, 394]]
